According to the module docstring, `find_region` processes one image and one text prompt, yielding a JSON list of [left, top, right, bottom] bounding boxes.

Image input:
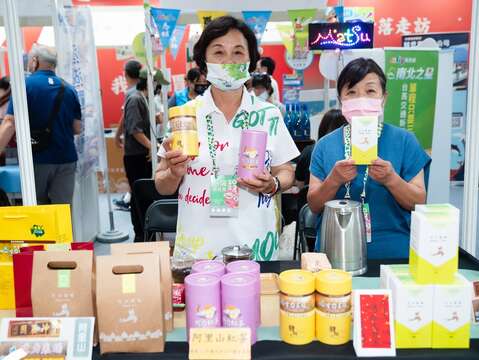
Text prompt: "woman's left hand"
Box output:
[[369, 158, 397, 186], [237, 170, 276, 194]]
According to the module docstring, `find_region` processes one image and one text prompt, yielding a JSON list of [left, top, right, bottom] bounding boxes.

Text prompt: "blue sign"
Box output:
[[150, 8, 180, 50], [308, 22, 374, 50]]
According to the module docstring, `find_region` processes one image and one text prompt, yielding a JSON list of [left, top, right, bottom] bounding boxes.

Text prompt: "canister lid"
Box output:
[[221, 245, 253, 258], [279, 270, 315, 296], [316, 269, 352, 295], [226, 260, 260, 274], [220, 272, 257, 297], [169, 106, 196, 118], [185, 272, 220, 287], [192, 260, 226, 276]]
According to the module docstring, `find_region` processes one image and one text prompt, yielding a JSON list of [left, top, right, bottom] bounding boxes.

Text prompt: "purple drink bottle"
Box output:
[[221, 272, 258, 344], [185, 273, 221, 340], [237, 130, 267, 180]]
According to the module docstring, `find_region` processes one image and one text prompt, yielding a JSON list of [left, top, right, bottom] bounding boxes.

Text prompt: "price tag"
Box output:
[[189, 327, 251, 360]]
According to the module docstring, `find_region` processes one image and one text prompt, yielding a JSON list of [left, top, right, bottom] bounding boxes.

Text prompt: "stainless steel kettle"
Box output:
[[320, 200, 367, 276]]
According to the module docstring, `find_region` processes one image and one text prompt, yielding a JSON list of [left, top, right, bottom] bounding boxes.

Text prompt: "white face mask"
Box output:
[[206, 62, 250, 91], [257, 91, 269, 101]]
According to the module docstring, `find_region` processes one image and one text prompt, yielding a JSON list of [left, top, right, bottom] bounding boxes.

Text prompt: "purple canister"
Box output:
[[226, 260, 261, 327], [221, 272, 258, 344], [237, 129, 267, 180], [192, 260, 226, 278], [185, 273, 221, 339]]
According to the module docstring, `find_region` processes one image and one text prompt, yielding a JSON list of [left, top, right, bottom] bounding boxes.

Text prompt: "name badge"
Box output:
[[209, 175, 239, 218]]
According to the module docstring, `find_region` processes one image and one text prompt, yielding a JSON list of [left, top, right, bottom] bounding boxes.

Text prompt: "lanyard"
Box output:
[[206, 110, 249, 177], [343, 122, 384, 202]]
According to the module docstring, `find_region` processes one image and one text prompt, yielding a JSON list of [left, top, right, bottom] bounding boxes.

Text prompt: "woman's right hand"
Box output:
[[163, 138, 189, 178], [328, 159, 357, 186]]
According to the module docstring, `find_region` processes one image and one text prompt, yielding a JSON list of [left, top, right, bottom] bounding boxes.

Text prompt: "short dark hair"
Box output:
[[251, 73, 273, 95], [186, 67, 206, 82], [193, 16, 260, 73], [337, 58, 386, 97], [136, 77, 147, 91], [0, 76, 10, 91], [317, 109, 348, 140], [259, 57, 276, 76], [124, 60, 142, 79]]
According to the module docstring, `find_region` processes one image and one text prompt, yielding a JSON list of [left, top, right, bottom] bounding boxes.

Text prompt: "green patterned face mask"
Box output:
[[206, 62, 250, 91]]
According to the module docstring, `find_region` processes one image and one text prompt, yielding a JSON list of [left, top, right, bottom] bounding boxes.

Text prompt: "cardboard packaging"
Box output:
[[353, 289, 396, 357], [31, 250, 95, 320], [351, 115, 378, 165], [0, 317, 94, 360], [110, 242, 173, 332], [432, 274, 472, 348], [389, 270, 434, 348], [0, 205, 73, 310], [301, 252, 331, 273], [96, 254, 164, 354], [410, 204, 459, 284]]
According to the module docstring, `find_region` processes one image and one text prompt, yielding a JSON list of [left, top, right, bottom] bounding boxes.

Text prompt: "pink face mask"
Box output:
[[341, 97, 384, 123]]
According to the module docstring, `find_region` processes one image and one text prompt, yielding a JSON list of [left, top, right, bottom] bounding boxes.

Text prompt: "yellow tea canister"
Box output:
[[315, 269, 352, 345], [279, 269, 315, 345], [169, 106, 199, 156]]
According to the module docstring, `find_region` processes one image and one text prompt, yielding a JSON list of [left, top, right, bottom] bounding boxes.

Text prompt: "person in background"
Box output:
[[0, 45, 82, 205], [114, 59, 143, 210], [0, 76, 10, 166], [295, 109, 348, 189], [251, 72, 286, 116], [307, 58, 431, 259], [155, 16, 299, 261], [0, 77, 11, 121], [168, 67, 209, 107], [123, 67, 169, 242], [257, 56, 280, 103]]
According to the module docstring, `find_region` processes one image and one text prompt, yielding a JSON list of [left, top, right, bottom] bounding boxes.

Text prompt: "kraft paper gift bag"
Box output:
[[96, 254, 164, 354]]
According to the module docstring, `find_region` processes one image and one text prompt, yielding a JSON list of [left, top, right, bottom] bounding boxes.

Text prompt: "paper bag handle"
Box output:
[[112, 265, 144, 275], [47, 261, 77, 270]]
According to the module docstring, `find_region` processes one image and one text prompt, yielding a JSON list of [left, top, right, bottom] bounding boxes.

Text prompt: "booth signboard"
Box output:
[[308, 22, 374, 51], [384, 49, 439, 150], [402, 32, 469, 181]]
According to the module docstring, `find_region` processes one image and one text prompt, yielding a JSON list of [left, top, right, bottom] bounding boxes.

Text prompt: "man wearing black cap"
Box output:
[[123, 67, 169, 242]]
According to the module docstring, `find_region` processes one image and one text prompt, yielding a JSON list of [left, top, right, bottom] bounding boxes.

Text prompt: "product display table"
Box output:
[[94, 252, 479, 359]]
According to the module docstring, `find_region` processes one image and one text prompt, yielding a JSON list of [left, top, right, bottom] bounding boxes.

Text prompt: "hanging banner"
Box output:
[[384, 49, 439, 150], [169, 24, 187, 60], [242, 11, 272, 44], [56, 7, 104, 178], [403, 32, 469, 181], [343, 7, 375, 23], [150, 7, 180, 50], [276, 23, 294, 56], [131, 32, 147, 64], [197, 10, 227, 29], [318, 6, 344, 23], [288, 9, 317, 47]]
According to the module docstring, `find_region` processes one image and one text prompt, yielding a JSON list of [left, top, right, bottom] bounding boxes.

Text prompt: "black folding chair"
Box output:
[[294, 203, 318, 260], [132, 179, 177, 238], [143, 199, 178, 242]]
